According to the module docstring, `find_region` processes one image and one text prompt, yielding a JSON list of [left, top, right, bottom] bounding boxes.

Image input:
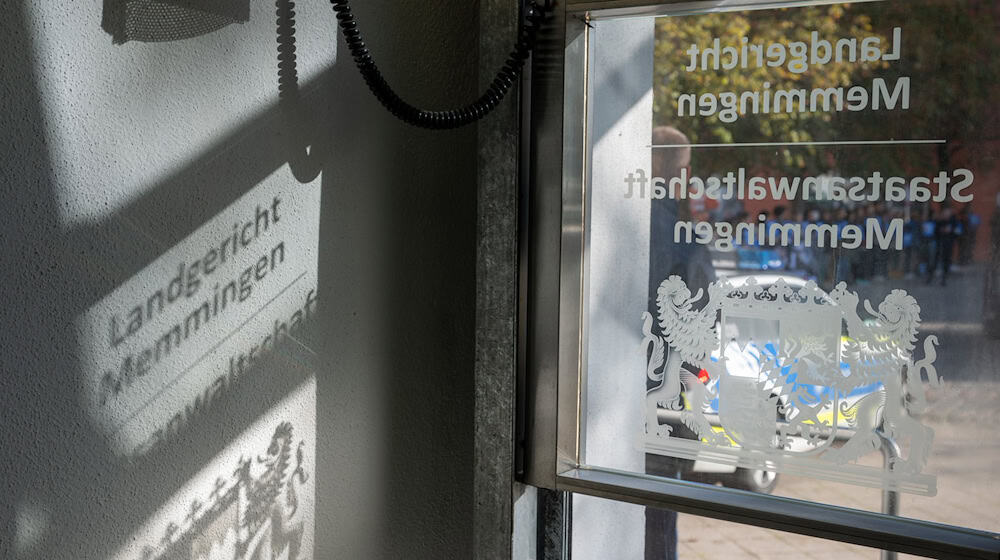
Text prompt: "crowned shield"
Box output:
[[716, 277, 842, 455], [641, 275, 940, 495]]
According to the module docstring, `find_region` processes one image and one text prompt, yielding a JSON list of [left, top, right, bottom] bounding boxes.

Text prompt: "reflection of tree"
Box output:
[[856, 0, 1000, 177], [655, 1, 1000, 178], [656, 4, 886, 174]]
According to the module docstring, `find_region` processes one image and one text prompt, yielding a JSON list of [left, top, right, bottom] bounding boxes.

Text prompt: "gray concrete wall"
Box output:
[[1, 0, 478, 558], [474, 0, 522, 558]]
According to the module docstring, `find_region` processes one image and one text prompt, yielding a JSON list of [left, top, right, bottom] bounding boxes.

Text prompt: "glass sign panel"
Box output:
[[580, 0, 1000, 533]]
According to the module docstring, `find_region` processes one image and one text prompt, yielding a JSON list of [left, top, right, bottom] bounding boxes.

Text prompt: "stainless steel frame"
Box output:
[[566, 0, 889, 19], [559, 467, 1000, 559], [518, 0, 1000, 557]]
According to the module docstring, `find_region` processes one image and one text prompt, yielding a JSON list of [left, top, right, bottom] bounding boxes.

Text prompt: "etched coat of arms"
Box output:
[[642, 276, 941, 495]]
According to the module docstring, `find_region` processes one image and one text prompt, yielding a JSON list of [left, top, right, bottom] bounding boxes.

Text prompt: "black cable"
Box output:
[[330, 0, 551, 129]]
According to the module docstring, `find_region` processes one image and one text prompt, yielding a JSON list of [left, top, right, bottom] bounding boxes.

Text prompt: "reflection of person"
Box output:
[[648, 127, 716, 300], [985, 196, 1000, 336], [902, 210, 918, 278], [928, 206, 959, 286], [918, 206, 937, 279], [646, 126, 716, 560], [834, 207, 853, 284], [958, 205, 980, 266]]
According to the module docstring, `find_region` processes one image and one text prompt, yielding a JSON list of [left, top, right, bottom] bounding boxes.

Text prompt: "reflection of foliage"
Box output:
[[655, 1, 999, 178], [655, 4, 885, 173], [857, 1, 1000, 175]]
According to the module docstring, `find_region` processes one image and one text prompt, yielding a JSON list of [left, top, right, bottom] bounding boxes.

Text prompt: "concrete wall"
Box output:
[[1, 0, 478, 558]]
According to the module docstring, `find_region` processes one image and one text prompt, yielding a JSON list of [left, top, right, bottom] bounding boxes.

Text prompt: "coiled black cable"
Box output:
[[330, 0, 551, 129]]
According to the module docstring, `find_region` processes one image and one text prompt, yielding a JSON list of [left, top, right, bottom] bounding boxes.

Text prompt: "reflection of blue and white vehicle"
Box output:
[[647, 271, 938, 494], [658, 274, 884, 494]]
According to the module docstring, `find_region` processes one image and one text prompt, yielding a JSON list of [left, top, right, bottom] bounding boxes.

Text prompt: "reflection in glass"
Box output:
[[580, 0, 1000, 547]]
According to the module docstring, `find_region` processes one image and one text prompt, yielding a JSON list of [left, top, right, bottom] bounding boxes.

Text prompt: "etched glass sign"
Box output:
[[578, 0, 1000, 533], [642, 276, 939, 494]]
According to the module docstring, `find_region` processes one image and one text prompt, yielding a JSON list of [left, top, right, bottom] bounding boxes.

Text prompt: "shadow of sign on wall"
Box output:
[[76, 173, 320, 458], [72, 171, 322, 560], [114, 377, 317, 560]]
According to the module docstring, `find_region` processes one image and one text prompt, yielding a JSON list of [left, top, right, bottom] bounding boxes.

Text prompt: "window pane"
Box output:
[[579, 0, 1000, 536]]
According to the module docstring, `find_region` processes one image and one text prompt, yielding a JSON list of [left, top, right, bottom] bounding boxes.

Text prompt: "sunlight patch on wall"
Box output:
[[15, 499, 51, 556]]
